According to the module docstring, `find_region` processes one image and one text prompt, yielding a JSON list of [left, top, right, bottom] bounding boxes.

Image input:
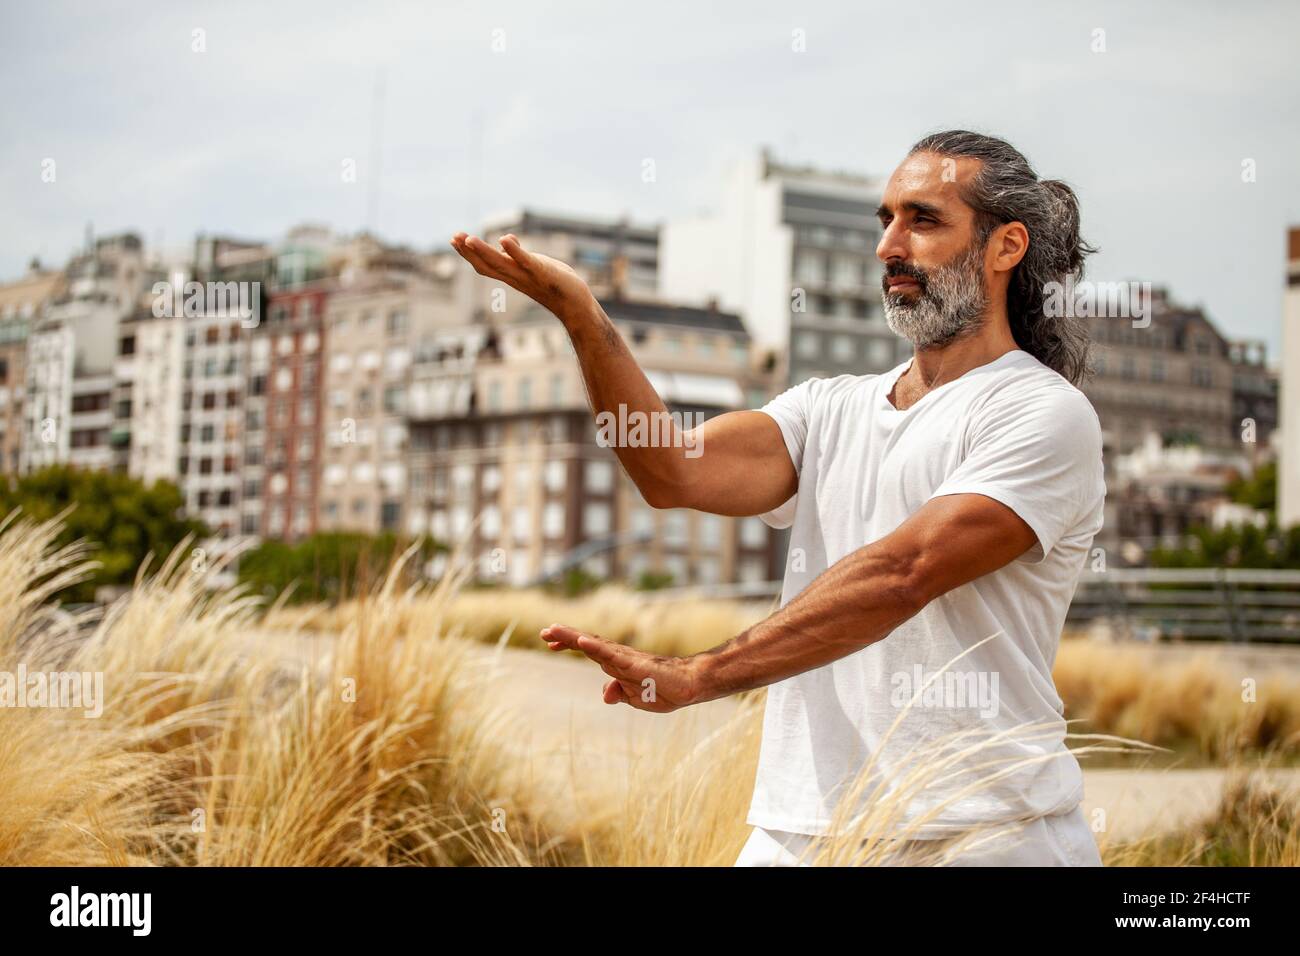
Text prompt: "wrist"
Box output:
[[684, 641, 734, 706], [554, 292, 602, 330]]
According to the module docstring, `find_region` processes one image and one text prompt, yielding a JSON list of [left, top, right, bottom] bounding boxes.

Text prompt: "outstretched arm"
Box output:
[[541, 492, 1038, 712], [451, 232, 795, 515]]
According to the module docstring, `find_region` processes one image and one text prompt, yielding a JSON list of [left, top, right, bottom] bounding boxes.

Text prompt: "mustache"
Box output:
[[882, 261, 928, 294]]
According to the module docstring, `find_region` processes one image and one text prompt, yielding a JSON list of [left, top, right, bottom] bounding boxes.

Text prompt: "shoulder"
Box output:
[[978, 353, 1101, 441]]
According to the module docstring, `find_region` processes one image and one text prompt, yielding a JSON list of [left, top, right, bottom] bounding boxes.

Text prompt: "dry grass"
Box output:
[[1054, 639, 1300, 761], [1101, 771, 1300, 867], [272, 591, 1300, 765], [269, 584, 768, 658], [0, 513, 567, 867], [4, 511, 1297, 867]]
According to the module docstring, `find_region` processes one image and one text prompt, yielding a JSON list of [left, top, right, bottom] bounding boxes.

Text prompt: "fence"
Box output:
[[1067, 568, 1300, 644], [640, 569, 1300, 645]]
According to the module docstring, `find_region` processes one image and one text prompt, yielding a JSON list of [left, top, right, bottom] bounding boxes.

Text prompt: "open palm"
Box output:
[[451, 232, 594, 318]]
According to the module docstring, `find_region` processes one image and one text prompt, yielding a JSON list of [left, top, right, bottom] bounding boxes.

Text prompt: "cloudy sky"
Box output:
[[2, 0, 1296, 357]]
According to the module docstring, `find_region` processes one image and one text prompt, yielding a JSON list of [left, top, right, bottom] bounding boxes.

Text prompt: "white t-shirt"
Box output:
[[749, 349, 1105, 838]]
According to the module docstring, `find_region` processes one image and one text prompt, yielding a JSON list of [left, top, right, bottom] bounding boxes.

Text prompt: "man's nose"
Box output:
[[876, 222, 909, 263]]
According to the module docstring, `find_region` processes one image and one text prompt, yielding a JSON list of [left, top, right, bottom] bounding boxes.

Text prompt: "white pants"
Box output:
[[735, 804, 1102, 867]]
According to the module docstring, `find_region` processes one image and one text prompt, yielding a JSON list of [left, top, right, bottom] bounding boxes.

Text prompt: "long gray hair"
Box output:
[[909, 130, 1096, 385]]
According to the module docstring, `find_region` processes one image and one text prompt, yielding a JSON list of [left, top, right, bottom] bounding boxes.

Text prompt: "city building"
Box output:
[[406, 294, 781, 587], [0, 265, 65, 475], [1106, 432, 1251, 562], [242, 282, 329, 539], [1083, 286, 1280, 558], [1083, 286, 1274, 457], [23, 233, 146, 473], [318, 255, 467, 534], [661, 148, 901, 383], [481, 209, 659, 299], [1281, 228, 1300, 528]]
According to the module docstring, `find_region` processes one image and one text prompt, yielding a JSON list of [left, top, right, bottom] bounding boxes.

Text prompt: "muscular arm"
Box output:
[[541, 492, 1038, 711], [451, 232, 795, 516]]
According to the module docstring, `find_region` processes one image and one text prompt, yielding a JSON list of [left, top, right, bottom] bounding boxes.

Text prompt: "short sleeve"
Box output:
[[754, 378, 817, 529], [929, 385, 1104, 563]]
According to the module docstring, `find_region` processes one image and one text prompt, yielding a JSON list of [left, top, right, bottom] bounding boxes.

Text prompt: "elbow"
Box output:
[[642, 480, 687, 510], [877, 551, 935, 616]]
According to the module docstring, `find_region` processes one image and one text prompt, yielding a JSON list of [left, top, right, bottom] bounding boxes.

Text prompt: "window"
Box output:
[[544, 459, 567, 492], [383, 385, 405, 414], [584, 502, 611, 537], [585, 459, 613, 494], [543, 502, 565, 538], [664, 509, 688, 547], [740, 517, 767, 549]]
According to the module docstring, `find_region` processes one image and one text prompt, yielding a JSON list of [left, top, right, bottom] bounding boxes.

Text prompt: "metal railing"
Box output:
[[637, 569, 1300, 645], [1066, 568, 1300, 644]]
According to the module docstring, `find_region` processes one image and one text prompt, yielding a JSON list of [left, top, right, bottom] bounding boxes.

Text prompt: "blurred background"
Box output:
[[2, 0, 1297, 626]]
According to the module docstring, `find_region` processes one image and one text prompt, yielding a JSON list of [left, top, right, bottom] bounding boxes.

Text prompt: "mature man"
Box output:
[[451, 130, 1105, 866]]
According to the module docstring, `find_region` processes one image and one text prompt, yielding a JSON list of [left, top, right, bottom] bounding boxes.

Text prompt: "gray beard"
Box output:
[[882, 244, 989, 349]]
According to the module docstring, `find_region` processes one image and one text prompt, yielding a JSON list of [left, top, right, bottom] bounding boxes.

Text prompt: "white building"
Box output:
[[22, 234, 146, 473], [661, 148, 902, 382], [116, 306, 185, 486]]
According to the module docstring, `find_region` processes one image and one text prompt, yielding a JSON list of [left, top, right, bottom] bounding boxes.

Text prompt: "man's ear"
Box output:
[[989, 221, 1029, 274]]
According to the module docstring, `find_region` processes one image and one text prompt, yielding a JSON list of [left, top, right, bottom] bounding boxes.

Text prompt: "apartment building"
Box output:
[[242, 283, 329, 539], [1082, 287, 1269, 458], [481, 209, 659, 299], [406, 296, 780, 587], [0, 266, 65, 475], [115, 302, 185, 485], [23, 233, 146, 473], [661, 148, 902, 383], [318, 257, 467, 534]]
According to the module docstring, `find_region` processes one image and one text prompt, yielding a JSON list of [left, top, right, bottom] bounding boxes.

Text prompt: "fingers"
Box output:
[[540, 624, 639, 674], [450, 233, 528, 284], [539, 623, 584, 650], [498, 234, 536, 272], [602, 679, 628, 705]]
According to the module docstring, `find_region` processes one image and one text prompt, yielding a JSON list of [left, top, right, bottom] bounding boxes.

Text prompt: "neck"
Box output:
[[909, 302, 1019, 388]]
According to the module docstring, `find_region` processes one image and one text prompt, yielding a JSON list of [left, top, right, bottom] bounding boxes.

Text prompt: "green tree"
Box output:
[[236, 531, 445, 604], [0, 465, 209, 602], [1149, 521, 1300, 570], [1226, 460, 1277, 512]]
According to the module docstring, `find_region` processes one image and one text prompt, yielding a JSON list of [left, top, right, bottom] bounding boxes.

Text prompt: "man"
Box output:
[[451, 130, 1105, 866]]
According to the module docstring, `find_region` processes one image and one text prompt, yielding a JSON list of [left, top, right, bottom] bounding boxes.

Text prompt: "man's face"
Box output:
[[876, 152, 990, 349]]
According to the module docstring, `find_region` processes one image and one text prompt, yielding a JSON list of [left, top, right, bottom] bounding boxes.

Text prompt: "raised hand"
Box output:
[[539, 624, 704, 714], [451, 232, 596, 320]]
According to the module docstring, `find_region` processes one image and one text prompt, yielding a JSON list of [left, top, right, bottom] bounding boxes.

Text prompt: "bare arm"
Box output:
[[451, 232, 795, 515], [540, 493, 1038, 712]]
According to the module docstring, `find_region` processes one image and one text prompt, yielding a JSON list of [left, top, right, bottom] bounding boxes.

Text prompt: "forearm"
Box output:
[[556, 297, 691, 505], [689, 542, 927, 701]]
